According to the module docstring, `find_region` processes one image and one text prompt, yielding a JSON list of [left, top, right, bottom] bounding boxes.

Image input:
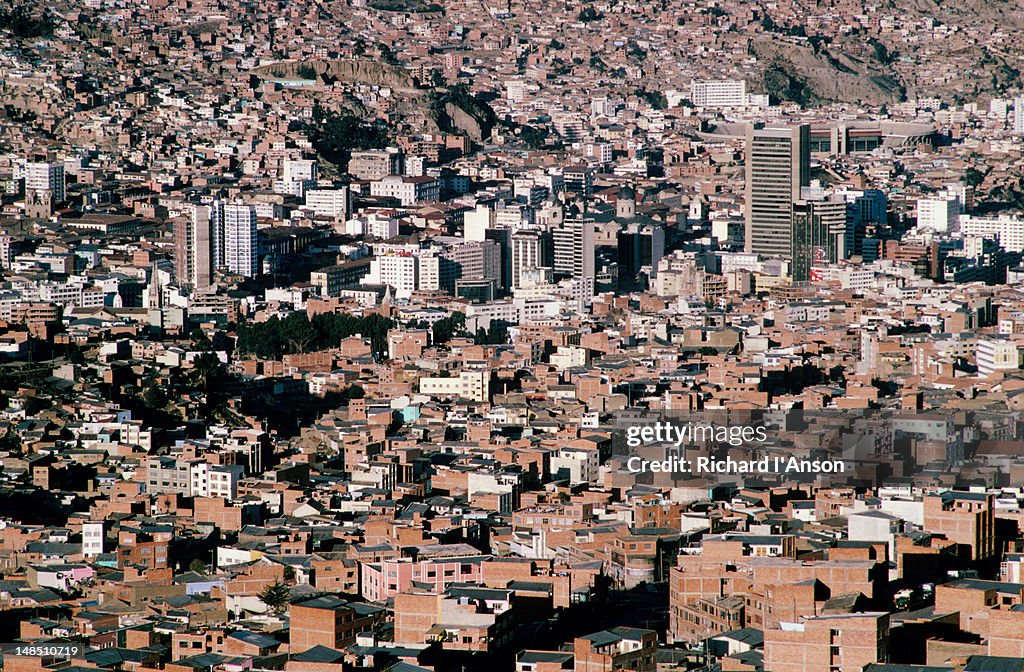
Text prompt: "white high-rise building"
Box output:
[[552, 214, 595, 295], [916, 196, 959, 232], [224, 203, 258, 277], [977, 336, 1020, 377], [690, 80, 747, 108], [464, 204, 493, 242], [25, 161, 66, 203], [958, 214, 1024, 252], [511, 231, 546, 289], [305, 188, 350, 219], [1014, 96, 1024, 135], [363, 253, 419, 295], [506, 79, 528, 104], [283, 159, 318, 183]]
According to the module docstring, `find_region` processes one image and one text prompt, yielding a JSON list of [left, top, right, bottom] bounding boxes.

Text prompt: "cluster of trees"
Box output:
[[368, 0, 443, 13], [0, 5, 54, 38], [519, 124, 549, 149], [408, 312, 468, 346], [305, 103, 390, 168], [637, 89, 668, 110], [578, 6, 603, 22], [473, 326, 507, 345], [236, 312, 395, 360], [0, 428, 21, 455]]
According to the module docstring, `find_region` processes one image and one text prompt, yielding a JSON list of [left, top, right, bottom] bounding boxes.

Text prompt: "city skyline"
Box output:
[[1, 0, 1024, 671]]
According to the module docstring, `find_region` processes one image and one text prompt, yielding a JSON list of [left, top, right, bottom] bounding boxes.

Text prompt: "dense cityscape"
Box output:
[[2, 0, 1024, 670]]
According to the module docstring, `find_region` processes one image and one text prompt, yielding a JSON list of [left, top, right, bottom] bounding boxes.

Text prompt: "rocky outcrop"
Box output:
[[752, 37, 904, 105], [253, 61, 496, 142], [749, 37, 901, 105], [253, 59, 421, 91]]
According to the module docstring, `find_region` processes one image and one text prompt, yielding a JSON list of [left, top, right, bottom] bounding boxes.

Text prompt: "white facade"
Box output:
[[419, 369, 490, 402], [82, 521, 105, 557], [224, 203, 258, 277], [363, 253, 418, 295], [506, 79, 528, 103], [283, 158, 318, 183], [305, 188, 350, 219], [549, 447, 598, 485], [25, 161, 66, 202], [512, 231, 545, 289], [464, 204, 493, 242], [370, 176, 439, 205], [690, 80, 747, 108], [916, 196, 959, 232], [977, 337, 1020, 377], [959, 214, 1024, 252]]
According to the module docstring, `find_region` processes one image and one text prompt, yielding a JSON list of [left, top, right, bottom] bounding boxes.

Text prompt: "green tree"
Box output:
[[964, 167, 986, 188], [23, 396, 50, 416], [0, 5, 54, 38], [189, 353, 230, 424], [305, 103, 390, 168], [258, 580, 291, 616], [0, 428, 21, 455], [432, 312, 467, 345], [518, 124, 548, 149], [638, 89, 668, 110], [296, 64, 317, 80], [191, 328, 212, 351], [189, 559, 207, 574], [236, 312, 395, 361], [283, 566, 296, 582], [143, 381, 168, 410]]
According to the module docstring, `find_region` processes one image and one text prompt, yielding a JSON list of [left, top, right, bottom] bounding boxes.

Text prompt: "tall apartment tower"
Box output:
[[224, 203, 258, 277], [25, 161, 66, 203], [511, 230, 551, 289], [23, 161, 66, 217], [1014, 96, 1024, 135], [745, 125, 811, 259], [176, 201, 226, 288], [176, 202, 225, 288]]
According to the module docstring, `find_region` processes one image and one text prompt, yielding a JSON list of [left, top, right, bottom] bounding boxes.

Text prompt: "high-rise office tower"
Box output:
[[563, 166, 594, 196], [305, 187, 350, 219], [744, 125, 811, 259], [484, 227, 513, 293], [438, 240, 502, 293], [224, 203, 258, 277], [553, 209, 595, 293], [511, 230, 551, 289], [791, 199, 847, 282], [617, 223, 666, 291]]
